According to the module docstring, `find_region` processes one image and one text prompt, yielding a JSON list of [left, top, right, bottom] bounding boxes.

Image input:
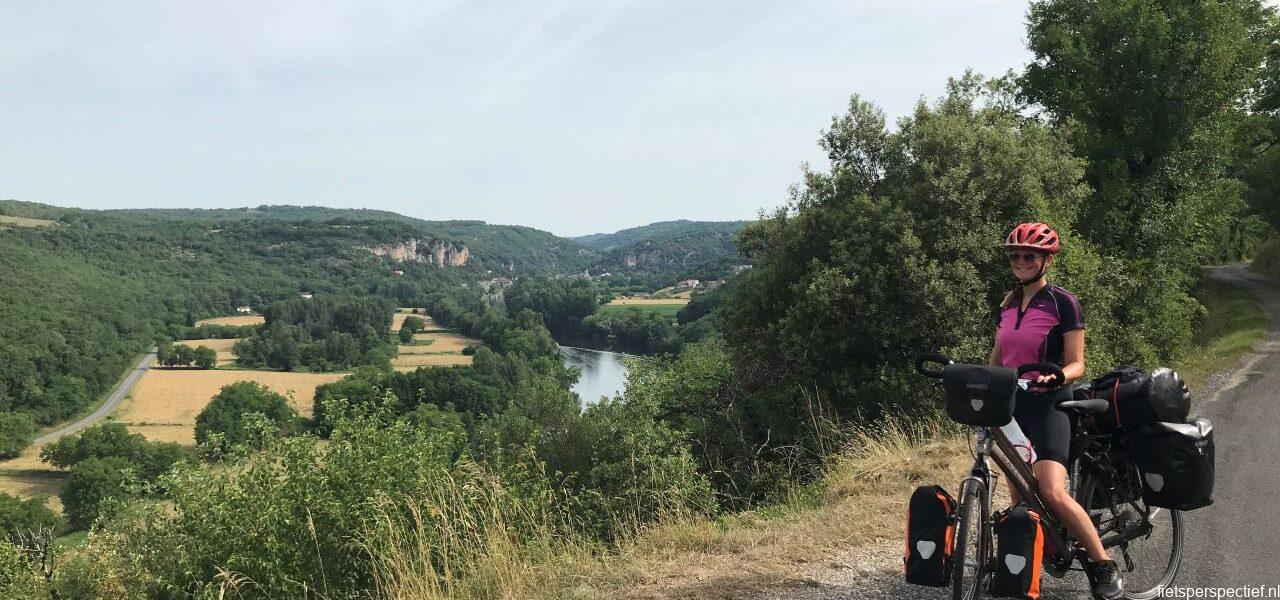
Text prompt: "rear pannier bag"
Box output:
[[943, 363, 1018, 426], [1092, 366, 1190, 431], [904, 485, 956, 586], [988, 504, 1045, 599], [1135, 417, 1215, 511]]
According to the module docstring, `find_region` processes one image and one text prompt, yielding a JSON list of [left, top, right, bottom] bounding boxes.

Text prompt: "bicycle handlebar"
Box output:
[[913, 352, 1066, 389]]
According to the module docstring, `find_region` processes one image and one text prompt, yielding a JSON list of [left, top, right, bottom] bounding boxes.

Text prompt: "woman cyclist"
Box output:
[[988, 222, 1123, 600]]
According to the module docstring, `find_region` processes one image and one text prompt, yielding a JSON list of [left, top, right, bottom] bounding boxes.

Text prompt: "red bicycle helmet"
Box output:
[[1004, 222, 1059, 254]]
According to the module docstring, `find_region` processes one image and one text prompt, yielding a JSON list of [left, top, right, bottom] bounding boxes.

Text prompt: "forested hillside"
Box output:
[[574, 220, 749, 286]]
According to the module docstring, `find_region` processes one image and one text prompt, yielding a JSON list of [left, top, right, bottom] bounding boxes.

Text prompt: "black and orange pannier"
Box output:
[[988, 503, 1046, 599], [904, 485, 956, 586]]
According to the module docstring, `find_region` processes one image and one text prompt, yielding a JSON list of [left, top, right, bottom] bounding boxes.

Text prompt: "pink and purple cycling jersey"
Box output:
[[995, 284, 1085, 371]]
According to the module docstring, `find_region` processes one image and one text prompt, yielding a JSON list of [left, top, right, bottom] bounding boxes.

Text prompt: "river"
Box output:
[[559, 346, 630, 404]]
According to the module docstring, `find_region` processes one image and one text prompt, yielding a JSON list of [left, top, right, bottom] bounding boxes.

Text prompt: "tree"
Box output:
[[0, 414, 35, 459], [193, 345, 217, 369], [397, 326, 414, 345], [61, 456, 139, 529], [195, 381, 299, 451], [0, 493, 57, 540], [40, 423, 148, 469]]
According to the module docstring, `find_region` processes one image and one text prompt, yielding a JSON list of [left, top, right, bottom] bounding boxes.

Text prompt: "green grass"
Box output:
[[1173, 277, 1269, 390], [596, 303, 684, 319]]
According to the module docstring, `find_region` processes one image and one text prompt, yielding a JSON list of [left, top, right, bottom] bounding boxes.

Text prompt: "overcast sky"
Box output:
[[1, 1, 1034, 236]]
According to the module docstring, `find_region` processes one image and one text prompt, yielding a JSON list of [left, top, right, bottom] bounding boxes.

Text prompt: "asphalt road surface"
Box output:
[[33, 349, 156, 446], [1179, 265, 1280, 589]]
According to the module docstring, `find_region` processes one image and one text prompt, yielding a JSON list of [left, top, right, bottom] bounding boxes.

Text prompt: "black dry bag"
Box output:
[[1092, 366, 1190, 431], [943, 363, 1018, 426], [1135, 417, 1215, 511], [988, 504, 1045, 599], [904, 485, 956, 586]]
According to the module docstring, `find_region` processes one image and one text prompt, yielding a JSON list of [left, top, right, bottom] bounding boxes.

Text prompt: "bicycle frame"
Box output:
[[968, 424, 1077, 575]]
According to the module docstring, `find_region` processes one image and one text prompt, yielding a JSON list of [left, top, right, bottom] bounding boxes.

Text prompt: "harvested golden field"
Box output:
[[181, 337, 239, 365], [117, 369, 346, 444], [0, 214, 55, 227], [195, 314, 264, 327], [410, 331, 476, 353], [393, 310, 444, 331], [607, 297, 690, 306], [0, 468, 64, 511]]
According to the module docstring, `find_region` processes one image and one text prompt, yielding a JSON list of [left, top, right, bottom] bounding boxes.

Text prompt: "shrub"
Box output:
[[41, 422, 148, 469], [0, 493, 57, 540], [0, 414, 36, 459], [61, 456, 139, 530], [195, 381, 299, 451], [0, 541, 47, 600]]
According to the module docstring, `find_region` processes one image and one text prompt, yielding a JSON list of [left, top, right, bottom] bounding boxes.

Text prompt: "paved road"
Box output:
[[1180, 265, 1280, 588], [33, 349, 156, 446]]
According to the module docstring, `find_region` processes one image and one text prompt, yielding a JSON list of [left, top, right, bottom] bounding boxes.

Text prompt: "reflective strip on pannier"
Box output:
[[904, 485, 956, 587], [988, 504, 1044, 599]]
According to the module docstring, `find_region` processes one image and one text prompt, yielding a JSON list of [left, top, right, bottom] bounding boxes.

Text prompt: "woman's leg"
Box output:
[[1033, 460, 1109, 562]]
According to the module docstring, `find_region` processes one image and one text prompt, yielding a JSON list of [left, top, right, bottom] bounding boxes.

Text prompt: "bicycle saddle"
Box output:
[[1056, 397, 1109, 413]]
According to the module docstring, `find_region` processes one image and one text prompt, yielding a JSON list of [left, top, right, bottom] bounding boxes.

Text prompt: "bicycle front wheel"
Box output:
[[952, 478, 989, 600]]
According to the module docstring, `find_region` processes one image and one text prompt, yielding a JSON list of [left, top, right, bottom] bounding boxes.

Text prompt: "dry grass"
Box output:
[[566, 418, 970, 600], [362, 417, 970, 600], [0, 469, 65, 512], [117, 369, 346, 444], [0, 214, 56, 227], [409, 332, 476, 354], [393, 311, 442, 331], [180, 338, 239, 366], [195, 315, 265, 327], [607, 297, 691, 306]]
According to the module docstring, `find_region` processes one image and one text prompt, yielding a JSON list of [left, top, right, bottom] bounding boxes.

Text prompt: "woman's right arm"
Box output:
[[989, 292, 1011, 366]]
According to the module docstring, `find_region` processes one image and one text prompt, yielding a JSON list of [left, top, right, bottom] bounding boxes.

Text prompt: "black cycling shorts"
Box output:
[[1013, 388, 1071, 467]]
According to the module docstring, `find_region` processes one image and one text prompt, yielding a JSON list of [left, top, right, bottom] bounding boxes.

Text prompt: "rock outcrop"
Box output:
[[368, 238, 470, 268]]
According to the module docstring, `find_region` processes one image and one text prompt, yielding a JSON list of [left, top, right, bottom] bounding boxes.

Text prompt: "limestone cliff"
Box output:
[[368, 238, 470, 268]]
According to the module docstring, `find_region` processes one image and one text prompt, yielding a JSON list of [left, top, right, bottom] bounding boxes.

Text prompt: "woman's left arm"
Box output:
[[1060, 329, 1086, 383]]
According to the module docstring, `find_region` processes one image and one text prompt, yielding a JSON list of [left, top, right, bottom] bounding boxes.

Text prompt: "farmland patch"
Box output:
[[195, 314, 265, 327]]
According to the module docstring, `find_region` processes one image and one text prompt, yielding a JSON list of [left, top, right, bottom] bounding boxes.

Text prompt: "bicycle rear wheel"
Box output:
[[952, 478, 989, 600], [1086, 462, 1183, 599]]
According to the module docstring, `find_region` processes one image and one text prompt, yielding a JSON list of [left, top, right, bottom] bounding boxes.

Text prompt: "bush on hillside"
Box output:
[[195, 381, 299, 451], [61, 456, 139, 530], [0, 493, 57, 540], [0, 541, 47, 600], [0, 414, 36, 459]]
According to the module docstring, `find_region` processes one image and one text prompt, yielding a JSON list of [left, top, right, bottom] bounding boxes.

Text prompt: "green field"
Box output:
[[596, 303, 685, 319]]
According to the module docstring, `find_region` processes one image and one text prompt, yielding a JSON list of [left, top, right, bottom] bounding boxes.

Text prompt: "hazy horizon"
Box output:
[[2, 1, 1033, 236]]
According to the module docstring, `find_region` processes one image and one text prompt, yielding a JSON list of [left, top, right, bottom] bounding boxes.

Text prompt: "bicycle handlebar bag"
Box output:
[[1135, 417, 1214, 511], [988, 503, 1045, 599], [904, 485, 956, 586], [942, 364, 1018, 426]]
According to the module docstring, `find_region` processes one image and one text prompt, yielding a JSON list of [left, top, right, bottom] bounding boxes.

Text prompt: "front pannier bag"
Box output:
[[943, 363, 1018, 426], [1135, 417, 1215, 510], [988, 504, 1045, 599], [904, 485, 956, 586]]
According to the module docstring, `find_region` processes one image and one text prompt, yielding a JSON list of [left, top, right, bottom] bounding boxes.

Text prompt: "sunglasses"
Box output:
[[1006, 251, 1044, 264]]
